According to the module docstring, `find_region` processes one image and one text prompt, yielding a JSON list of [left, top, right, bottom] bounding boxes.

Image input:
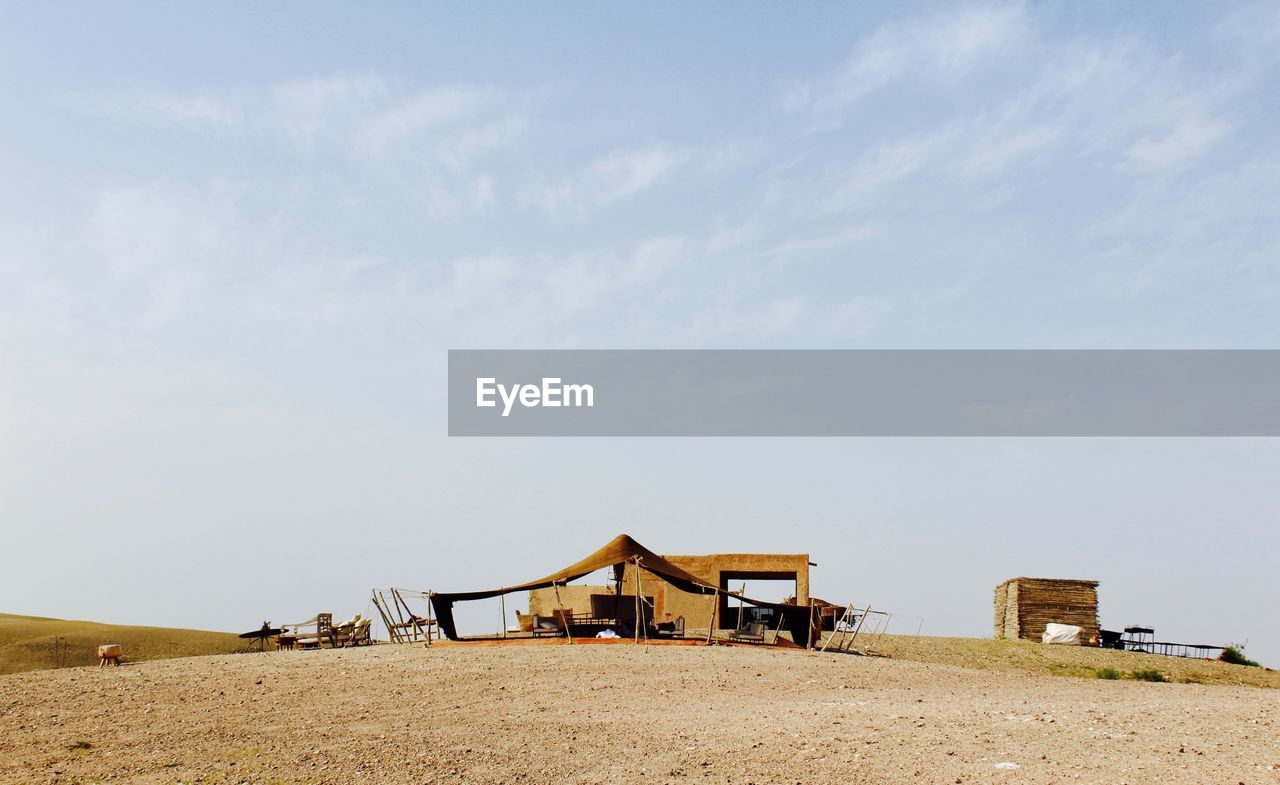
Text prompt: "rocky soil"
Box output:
[[2, 642, 1277, 784]]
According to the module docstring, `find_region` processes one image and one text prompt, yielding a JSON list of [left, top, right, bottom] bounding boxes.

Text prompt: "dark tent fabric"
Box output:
[[429, 533, 817, 647]]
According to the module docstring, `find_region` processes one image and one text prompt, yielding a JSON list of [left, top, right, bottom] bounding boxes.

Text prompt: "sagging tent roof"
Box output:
[[429, 533, 817, 647]]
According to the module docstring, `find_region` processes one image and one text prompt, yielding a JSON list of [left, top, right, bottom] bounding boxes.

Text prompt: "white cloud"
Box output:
[[546, 236, 684, 314], [0, 181, 256, 340], [38, 4, 1272, 347], [783, 4, 1029, 122], [448, 253, 522, 308], [1127, 116, 1232, 170], [827, 296, 890, 338], [1213, 2, 1280, 60], [689, 295, 808, 339], [395, 235, 691, 345], [86, 183, 237, 280], [416, 174, 497, 222], [588, 147, 681, 202], [269, 75, 390, 150], [65, 77, 524, 167], [760, 32, 1239, 237], [355, 85, 502, 159], [747, 224, 880, 262], [66, 89, 245, 132], [61, 76, 530, 225], [1074, 155, 1280, 299], [521, 145, 683, 215]]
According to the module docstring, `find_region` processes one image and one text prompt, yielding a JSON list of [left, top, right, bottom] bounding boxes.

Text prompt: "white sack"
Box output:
[[1042, 623, 1082, 645]]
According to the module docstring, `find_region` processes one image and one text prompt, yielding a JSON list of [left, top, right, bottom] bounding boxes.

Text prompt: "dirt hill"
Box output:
[[855, 633, 1278, 688], [3, 642, 1277, 784], [0, 613, 245, 675]]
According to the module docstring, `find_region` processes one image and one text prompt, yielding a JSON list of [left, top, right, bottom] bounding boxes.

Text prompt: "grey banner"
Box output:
[[447, 350, 1280, 436]]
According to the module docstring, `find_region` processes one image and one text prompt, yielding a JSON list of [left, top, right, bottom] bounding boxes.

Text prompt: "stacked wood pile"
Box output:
[[994, 577, 1099, 644]]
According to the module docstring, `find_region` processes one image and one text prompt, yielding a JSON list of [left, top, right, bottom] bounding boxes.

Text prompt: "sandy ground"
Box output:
[[2, 642, 1277, 784]]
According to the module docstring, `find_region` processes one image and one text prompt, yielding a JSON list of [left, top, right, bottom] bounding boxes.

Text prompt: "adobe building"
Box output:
[[529, 551, 811, 631]]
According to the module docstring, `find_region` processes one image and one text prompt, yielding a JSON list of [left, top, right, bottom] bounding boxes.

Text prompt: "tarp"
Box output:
[[1042, 623, 1082, 645], [430, 533, 817, 647]]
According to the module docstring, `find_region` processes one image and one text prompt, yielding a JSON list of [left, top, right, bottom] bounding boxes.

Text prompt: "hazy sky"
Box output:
[[2, 3, 1279, 663]]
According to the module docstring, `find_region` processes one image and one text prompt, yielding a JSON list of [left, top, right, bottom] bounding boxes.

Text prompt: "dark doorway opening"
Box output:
[[718, 572, 798, 630]]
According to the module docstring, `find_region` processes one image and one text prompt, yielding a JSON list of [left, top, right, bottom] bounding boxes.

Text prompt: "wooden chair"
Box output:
[[655, 616, 685, 639], [330, 614, 364, 647], [348, 618, 372, 646], [530, 610, 570, 637], [729, 621, 766, 644]]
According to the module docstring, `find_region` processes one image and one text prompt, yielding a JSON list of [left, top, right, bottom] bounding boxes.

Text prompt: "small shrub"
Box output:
[[1131, 668, 1166, 682], [1219, 644, 1260, 667], [1094, 668, 1122, 680]]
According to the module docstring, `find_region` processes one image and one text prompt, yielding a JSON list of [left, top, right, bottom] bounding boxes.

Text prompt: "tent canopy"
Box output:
[[429, 533, 816, 646]]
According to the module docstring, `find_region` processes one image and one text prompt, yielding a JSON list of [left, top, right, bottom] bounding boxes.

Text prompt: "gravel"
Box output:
[[2, 642, 1277, 784]]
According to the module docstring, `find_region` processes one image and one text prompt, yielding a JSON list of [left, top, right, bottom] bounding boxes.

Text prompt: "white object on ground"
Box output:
[[98, 643, 123, 667], [596, 629, 621, 639], [1042, 623, 1082, 645]]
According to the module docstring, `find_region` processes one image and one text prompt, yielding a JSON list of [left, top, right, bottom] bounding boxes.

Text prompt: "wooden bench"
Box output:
[[289, 613, 333, 649]]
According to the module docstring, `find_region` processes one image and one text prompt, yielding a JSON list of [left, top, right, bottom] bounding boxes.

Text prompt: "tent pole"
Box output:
[[425, 590, 433, 646], [845, 604, 872, 653], [770, 610, 786, 645], [386, 590, 402, 643], [373, 590, 398, 644], [613, 564, 624, 626], [389, 589, 408, 633], [500, 593, 507, 639], [394, 588, 426, 643], [706, 589, 717, 644], [820, 604, 851, 653], [633, 557, 642, 644], [553, 581, 573, 644]]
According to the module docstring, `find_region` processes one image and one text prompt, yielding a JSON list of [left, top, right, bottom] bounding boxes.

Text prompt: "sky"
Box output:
[[2, 3, 1279, 663]]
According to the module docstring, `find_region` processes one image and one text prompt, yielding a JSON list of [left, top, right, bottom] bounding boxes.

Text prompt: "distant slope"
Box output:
[[0, 613, 245, 675], [854, 634, 1278, 688]]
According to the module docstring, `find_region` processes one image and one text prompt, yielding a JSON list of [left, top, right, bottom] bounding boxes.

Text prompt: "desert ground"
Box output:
[[2, 640, 1277, 785]]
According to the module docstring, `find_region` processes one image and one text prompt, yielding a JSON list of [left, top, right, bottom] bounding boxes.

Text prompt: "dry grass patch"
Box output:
[[852, 633, 1278, 688], [0, 613, 244, 675]]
